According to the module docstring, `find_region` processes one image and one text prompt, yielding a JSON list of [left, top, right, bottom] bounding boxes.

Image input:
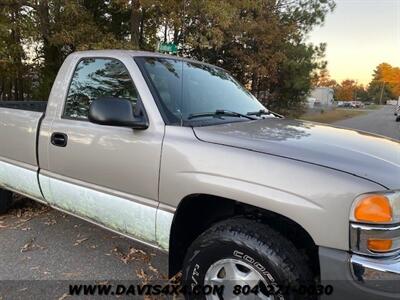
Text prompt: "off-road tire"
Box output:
[[182, 217, 315, 299], [0, 189, 13, 214]]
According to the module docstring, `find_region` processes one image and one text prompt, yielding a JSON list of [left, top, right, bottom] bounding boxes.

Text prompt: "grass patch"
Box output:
[[364, 104, 382, 110], [300, 109, 367, 124]]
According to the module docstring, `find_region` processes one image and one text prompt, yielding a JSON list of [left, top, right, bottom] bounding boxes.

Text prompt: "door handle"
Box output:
[[51, 132, 68, 147]]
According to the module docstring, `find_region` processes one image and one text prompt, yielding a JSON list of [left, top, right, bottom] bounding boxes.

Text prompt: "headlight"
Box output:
[[350, 191, 400, 257]]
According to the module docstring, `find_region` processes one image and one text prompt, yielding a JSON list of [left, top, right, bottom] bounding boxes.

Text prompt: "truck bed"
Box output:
[[0, 106, 43, 167], [0, 101, 47, 112], [0, 104, 44, 200]]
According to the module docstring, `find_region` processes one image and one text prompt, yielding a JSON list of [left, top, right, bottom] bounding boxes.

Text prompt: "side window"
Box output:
[[64, 58, 138, 119]]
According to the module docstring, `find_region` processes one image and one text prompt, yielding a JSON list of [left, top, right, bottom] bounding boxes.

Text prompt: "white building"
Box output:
[[307, 87, 334, 108], [387, 98, 400, 106]]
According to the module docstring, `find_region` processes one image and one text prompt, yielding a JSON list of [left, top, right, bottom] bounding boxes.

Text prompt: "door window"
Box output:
[[64, 58, 138, 119]]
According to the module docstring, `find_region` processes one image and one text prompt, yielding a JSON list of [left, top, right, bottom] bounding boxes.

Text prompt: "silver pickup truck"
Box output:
[[0, 50, 399, 299]]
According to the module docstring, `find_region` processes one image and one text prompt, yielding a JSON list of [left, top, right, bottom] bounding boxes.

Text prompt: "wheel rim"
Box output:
[[204, 258, 277, 300]]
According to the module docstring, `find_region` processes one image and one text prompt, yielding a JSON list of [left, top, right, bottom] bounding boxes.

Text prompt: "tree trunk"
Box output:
[[8, 80, 12, 100], [251, 72, 259, 94], [0, 79, 4, 100], [164, 22, 168, 43], [10, 4, 24, 100], [131, 0, 141, 48], [14, 78, 19, 100], [139, 8, 145, 48], [19, 71, 24, 100], [38, 0, 60, 98], [173, 26, 179, 44]]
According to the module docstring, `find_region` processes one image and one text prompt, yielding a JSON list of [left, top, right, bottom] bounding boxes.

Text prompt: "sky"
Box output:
[[308, 0, 400, 86]]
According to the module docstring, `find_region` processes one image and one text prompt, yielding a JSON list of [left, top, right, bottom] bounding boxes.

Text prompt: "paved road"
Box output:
[[0, 105, 398, 299], [334, 105, 399, 140]]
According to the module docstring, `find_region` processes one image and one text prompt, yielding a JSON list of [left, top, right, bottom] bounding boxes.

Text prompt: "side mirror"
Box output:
[[88, 97, 148, 130]]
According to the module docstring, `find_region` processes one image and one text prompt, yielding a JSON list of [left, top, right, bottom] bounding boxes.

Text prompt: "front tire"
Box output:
[[182, 218, 315, 299], [0, 189, 13, 214]]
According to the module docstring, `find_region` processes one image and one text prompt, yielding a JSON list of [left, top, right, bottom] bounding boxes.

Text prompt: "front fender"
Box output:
[[159, 127, 384, 251]]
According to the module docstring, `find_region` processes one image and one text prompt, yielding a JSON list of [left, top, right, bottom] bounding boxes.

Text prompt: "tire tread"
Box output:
[[183, 217, 315, 298]]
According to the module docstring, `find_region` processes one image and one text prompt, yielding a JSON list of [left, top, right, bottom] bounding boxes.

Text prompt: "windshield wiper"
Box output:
[[247, 109, 284, 118], [247, 109, 272, 116], [188, 109, 257, 120]]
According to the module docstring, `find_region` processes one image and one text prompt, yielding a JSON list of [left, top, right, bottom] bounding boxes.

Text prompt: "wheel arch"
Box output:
[[168, 193, 319, 278]]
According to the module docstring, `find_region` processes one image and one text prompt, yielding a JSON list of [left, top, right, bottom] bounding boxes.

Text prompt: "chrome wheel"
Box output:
[[204, 258, 277, 300]]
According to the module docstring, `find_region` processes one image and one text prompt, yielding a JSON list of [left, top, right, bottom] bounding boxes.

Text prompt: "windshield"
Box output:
[[136, 57, 265, 126]]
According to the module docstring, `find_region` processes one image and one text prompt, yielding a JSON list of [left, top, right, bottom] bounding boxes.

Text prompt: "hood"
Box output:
[[193, 118, 400, 189]]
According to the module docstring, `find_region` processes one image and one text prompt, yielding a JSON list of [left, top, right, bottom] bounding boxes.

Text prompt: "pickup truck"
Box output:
[[0, 50, 399, 299]]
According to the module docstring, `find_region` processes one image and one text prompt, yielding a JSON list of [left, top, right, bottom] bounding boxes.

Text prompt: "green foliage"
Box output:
[[185, 0, 335, 116], [267, 43, 327, 116], [0, 0, 335, 116]]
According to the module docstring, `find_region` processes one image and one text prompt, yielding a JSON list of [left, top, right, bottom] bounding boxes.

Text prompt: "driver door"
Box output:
[[40, 57, 163, 245]]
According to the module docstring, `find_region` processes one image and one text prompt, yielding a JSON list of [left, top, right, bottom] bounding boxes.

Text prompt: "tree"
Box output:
[[335, 79, 367, 101], [268, 43, 326, 115], [184, 0, 336, 116], [312, 68, 338, 88], [335, 79, 356, 101], [0, 0, 336, 117], [367, 63, 400, 103]]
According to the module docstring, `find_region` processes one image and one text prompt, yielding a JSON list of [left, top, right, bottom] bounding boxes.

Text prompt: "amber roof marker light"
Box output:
[[354, 194, 392, 223], [351, 191, 400, 225]]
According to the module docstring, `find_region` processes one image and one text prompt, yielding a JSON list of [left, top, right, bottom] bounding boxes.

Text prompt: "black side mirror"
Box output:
[[88, 97, 148, 130]]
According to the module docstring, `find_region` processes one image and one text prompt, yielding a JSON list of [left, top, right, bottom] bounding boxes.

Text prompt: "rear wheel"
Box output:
[[0, 189, 13, 214], [182, 218, 315, 299]]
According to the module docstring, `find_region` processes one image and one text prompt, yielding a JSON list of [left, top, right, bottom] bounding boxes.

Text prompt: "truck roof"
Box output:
[[70, 49, 218, 68]]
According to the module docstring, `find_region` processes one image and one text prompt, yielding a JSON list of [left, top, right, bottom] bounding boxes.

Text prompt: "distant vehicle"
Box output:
[[337, 101, 352, 108], [395, 105, 400, 122], [337, 101, 364, 108], [351, 101, 364, 108]]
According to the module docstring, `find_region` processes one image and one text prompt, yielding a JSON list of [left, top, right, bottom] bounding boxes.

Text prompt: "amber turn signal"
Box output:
[[367, 239, 393, 252], [354, 194, 392, 223]]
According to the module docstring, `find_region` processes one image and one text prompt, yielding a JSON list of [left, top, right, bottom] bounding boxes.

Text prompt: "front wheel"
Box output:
[[182, 218, 315, 299]]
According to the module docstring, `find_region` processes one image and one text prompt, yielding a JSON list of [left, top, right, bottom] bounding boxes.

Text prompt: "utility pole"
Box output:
[[379, 81, 385, 105]]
